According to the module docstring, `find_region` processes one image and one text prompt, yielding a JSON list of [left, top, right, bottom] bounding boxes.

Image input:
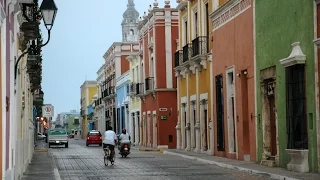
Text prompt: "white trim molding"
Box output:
[[209, 0, 251, 31], [280, 42, 306, 68], [200, 93, 208, 100], [190, 94, 196, 101], [181, 96, 187, 104]]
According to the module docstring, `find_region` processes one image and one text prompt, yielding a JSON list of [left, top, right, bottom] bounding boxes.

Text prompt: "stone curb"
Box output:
[[49, 150, 61, 180], [162, 151, 300, 180], [139, 148, 160, 152]]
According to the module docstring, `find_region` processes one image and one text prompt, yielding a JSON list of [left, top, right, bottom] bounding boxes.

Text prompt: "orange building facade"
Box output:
[[210, 0, 256, 161], [137, 2, 179, 149]]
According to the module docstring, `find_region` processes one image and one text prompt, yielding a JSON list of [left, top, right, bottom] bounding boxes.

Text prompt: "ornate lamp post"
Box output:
[[14, 0, 58, 81]]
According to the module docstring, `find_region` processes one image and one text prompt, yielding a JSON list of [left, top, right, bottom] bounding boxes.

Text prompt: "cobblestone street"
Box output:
[[51, 139, 272, 180]]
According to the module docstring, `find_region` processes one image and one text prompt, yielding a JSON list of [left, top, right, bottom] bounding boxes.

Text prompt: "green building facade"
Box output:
[[255, 0, 318, 172]]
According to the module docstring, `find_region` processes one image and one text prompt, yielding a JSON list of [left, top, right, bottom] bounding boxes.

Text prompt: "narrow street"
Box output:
[[51, 139, 271, 180]]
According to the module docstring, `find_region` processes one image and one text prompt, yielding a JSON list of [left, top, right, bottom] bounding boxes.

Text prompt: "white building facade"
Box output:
[[95, 64, 106, 133]]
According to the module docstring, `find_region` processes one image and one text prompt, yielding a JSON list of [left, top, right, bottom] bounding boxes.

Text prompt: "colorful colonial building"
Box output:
[[210, 0, 256, 161], [80, 81, 98, 138], [127, 55, 142, 145], [255, 0, 318, 172], [175, 0, 213, 154], [314, 0, 320, 173], [103, 42, 139, 134], [138, 1, 178, 149]]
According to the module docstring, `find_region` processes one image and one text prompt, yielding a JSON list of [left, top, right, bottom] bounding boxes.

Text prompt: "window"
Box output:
[[132, 68, 135, 82], [136, 66, 139, 82], [205, 3, 209, 52], [195, 12, 198, 38], [150, 57, 154, 77], [88, 131, 101, 136], [130, 29, 134, 35], [286, 64, 308, 149], [185, 21, 188, 44], [73, 118, 80, 124]]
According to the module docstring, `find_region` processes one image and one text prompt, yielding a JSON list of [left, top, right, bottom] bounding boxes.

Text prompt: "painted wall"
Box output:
[[116, 72, 130, 133], [212, 0, 255, 161], [176, 0, 213, 153], [255, 0, 317, 171], [140, 5, 178, 149]]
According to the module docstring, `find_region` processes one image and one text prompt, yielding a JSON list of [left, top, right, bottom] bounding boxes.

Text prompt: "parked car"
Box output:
[[86, 130, 102, 146], [37, 133, 46, 140], [48, 128, 69, 148]]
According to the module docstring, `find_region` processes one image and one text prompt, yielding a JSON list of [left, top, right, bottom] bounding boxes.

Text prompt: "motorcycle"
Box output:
[[119, 140, 131, 158]]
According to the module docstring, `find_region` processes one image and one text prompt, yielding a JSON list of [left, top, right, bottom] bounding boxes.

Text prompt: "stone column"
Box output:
[[147, 114, 151, 147], [175, 122, 181, 149], [194, 121, 200, 153]]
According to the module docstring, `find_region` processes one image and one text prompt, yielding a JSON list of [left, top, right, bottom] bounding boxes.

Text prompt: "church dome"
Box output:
[[122, 0, 139, 23]]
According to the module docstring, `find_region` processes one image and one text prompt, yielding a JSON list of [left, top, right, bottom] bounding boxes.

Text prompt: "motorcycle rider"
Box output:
[[118, 128, 131, 153]]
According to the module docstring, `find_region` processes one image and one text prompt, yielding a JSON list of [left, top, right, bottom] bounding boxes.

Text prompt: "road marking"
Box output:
[[54, 168, 61, 180]]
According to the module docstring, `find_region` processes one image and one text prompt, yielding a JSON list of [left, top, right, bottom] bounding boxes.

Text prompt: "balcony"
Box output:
[[191, 36, 209, 70], [174, 50, 183, 68], [129, 83, 137, 96], [192, 36, 208, 58], [136, 83, 145, 97], [145, 77, 155, 92], [182, 44, 192, 63]]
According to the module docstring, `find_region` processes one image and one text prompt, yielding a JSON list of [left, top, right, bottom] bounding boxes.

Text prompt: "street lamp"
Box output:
[[39, 0, 58, 47], [14, 0, 58, 81]]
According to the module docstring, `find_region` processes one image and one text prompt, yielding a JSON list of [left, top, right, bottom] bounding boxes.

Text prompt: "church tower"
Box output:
[[122, 0, 139, 42]]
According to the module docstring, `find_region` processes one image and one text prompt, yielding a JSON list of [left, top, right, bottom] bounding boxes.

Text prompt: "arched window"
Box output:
[[130, 29, 134, 35]]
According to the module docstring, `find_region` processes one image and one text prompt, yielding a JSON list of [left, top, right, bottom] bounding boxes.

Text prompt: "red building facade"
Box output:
[[137, 2, 179, 149], [210, 0, 256, 161]]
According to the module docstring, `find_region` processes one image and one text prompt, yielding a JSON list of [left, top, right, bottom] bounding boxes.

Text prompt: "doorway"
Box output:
[[204, 108, 208, 150], [268, 94, 277, 155], [260, 66, 278, 162]]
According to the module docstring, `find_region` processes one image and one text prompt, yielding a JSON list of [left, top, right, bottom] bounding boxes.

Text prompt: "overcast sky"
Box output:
[[41, 0, 178, 119]]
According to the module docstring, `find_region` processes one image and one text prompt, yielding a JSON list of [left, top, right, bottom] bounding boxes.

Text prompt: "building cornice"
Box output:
[[209, 0, 251, 31]]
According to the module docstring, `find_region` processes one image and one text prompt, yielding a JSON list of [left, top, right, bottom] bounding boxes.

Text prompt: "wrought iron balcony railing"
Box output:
[[182, 44, 192, 63], [174, 50, 183, 67], [192, 36, 208, 57]]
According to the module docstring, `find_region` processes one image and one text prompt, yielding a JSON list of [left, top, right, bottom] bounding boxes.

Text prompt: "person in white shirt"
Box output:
[[103, 126, 117, 160], [118, 128, 131, 152]]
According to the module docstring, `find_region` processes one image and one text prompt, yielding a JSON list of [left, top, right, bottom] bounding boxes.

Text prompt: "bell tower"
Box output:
[[121, 0, 139, 42]]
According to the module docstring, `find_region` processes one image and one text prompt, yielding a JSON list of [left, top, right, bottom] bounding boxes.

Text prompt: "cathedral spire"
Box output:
[[121, 0, 139, 42]]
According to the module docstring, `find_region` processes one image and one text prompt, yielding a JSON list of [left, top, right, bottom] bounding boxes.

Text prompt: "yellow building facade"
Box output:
[[80, 81, 98, 139], [174, 0, 214, 154], [127, 55, 141, 146]]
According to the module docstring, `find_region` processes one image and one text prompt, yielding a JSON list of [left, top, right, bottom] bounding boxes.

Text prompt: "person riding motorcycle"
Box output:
[[118, 128, 131, 153], [103, 126, 117, 161]]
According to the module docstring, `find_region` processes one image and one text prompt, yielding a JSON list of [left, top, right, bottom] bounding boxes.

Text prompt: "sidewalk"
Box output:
[[131, 144, 161, 152], [162, 149, 320, 180], [21, 140, 60, 180]]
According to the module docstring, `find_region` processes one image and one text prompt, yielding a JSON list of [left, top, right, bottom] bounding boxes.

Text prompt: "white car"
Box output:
[[37, 133, 46, 140]]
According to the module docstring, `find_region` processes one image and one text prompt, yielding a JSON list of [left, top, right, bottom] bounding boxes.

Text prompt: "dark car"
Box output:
[[86, 130, 102, 146]]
